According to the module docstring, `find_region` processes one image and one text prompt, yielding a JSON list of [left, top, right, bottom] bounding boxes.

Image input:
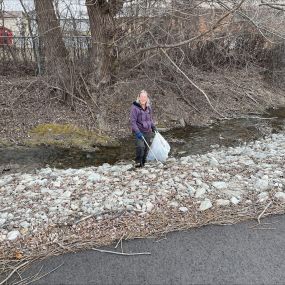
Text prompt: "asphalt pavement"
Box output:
[[15, 215, 285, 285]]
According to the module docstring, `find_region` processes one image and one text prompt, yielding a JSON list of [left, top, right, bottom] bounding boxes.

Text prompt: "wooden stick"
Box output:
[[114, 236, 124, 249], [0, 261, 30, 285], [74, 214, 94, 225], [21, 263, 64, 285], [92, 248, 151, 256], [159, 47, 226, 118], [257, 201, 273, 224]]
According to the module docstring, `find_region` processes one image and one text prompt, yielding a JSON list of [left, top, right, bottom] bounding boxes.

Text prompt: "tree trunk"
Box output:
[[34, 0, 69, 73], [86, 0, 117, 86], [34, 0, 73, 103]]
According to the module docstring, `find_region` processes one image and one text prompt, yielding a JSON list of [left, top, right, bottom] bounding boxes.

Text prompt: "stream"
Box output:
[[0, 107, 284, 173]]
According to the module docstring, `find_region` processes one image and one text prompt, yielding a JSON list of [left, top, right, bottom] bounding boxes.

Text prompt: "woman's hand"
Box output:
[[135, 131, 143, 139]]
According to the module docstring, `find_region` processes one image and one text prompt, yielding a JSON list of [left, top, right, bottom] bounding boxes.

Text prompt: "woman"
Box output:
[[130, 90, 156, 168]]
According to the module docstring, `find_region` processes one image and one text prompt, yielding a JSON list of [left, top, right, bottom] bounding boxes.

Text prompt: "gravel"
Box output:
[[0, 133, 285, 242]]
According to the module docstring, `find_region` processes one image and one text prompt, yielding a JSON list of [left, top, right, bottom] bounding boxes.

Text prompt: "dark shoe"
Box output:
[[135, 162, 143, 168]]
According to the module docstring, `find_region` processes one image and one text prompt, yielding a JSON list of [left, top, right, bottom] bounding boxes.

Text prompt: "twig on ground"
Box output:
[[252, 227, 276, 230], [74, 214, 94, 225], [0, 261, 30, 285], [19, 263, 64, 285], [92, 248, 151, 256], [115, 235, 124, 249], [12, 265, 44, 285], [257, 201, 273, 224]]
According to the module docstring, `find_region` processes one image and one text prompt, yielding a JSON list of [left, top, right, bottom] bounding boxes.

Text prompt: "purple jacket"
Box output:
[[130, 102, 155, 133]]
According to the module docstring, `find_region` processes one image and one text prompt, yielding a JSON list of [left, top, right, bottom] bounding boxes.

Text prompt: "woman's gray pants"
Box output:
[[135, 132, 152, 165]]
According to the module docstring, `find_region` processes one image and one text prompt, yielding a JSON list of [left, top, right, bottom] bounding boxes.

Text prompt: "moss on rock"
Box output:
[[26, 123, 119, 150], [0, 139, 12, 147]]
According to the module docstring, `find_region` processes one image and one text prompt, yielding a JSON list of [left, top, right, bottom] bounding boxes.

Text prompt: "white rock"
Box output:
[[186, 186, 196, 195], [274, 192, 285, 202], [15, 185, 26, 192], [123, 198, 135, 205], [7, 213, 14, 219], [40, 188, 50, 194], [212, 181, 227, 189], [114, 190, 124, 196], [0, 212, 8, 219], [38, 168, 53, 176], [137, 203, 144, 211], [141, 169, 149, 175], [216, 199, 230, 207], [210, 157, 219, 167], [177, 184, 186, 191], [195, 179, 203, 186], [221, 189, 243, 198], [88, 173, 101, 182], [98, 163, 110, 171], [257, 192, 269, 203], [169, 201, 179, 207], [180, 156, 189, 162], [104, 201, 114, 210], [255, 176, 269, 191], [242, 159, 255, 166], [195, 188, 206, 198], [230, 197, 240, 205], [130, 180, 140, 186], [179, 206, 188, 213], [0, 234, 6, 242], [122, 164, 133, 172], [70, 203, 79, 211], [52, 181, 61, 188], [126, 205, 134, 211], [145, 202, 154, 212], [20, 221, 30, 228], [0, 176, 13, 187], [0, 218, 6, 227], [62, 191, 72, 199], [199, 199, 212, 211], [7, 230, 21, 241]]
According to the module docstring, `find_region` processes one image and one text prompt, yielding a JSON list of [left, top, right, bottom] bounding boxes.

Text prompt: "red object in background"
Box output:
[[0, 27, 13, 46]]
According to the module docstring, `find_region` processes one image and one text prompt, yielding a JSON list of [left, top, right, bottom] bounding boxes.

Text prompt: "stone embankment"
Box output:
[[0, 133, 285, 247]]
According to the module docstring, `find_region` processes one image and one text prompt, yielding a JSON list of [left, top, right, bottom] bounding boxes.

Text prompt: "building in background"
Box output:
[[0, 10, 28, 36]]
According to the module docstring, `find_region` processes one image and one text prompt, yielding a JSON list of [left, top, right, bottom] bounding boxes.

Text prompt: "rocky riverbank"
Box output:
[[1, 132, 285, 260]]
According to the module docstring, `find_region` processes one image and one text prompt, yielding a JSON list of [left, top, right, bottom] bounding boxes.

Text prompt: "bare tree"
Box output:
[[33, 0, 77, 104], [85, 0, 124, 87], [34, 0, 69, 73], [19, 0, 43, 74]]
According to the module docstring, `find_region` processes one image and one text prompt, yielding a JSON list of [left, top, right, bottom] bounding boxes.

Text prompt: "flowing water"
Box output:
[[0, 107, 285, 173]]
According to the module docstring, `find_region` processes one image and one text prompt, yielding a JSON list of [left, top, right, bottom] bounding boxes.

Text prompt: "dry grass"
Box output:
[[1, 64, 285, 148], [1, 192, 284, 284]]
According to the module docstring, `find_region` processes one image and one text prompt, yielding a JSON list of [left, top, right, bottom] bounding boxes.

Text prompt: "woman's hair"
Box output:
[[136, 90, 150, 107]]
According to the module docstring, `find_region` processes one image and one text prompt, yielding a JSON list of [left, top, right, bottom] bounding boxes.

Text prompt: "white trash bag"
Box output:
[[146, 132, 171, 162]]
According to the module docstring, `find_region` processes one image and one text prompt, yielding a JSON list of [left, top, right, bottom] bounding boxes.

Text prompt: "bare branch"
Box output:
[[129, 0, 247, 56]]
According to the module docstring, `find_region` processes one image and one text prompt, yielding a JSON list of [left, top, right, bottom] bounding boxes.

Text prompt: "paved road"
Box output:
[[19, 215, 285, 285]]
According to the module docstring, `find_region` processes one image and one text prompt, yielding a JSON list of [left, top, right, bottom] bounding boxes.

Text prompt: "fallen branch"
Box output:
[[130, 0, 246, 55], [0, 261, 30, 285], [92, 248, 151, 256], [257, 201, 273, 224], [159, 46, 226, 118], [18, 263, 64, 285]]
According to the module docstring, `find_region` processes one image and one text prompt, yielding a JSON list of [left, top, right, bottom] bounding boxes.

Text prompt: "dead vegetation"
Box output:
[[0, 193, 284, 284], [0, 1, 285, 147]]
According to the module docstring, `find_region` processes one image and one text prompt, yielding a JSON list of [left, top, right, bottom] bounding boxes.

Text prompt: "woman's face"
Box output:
[[140, 92, 148, 105]]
